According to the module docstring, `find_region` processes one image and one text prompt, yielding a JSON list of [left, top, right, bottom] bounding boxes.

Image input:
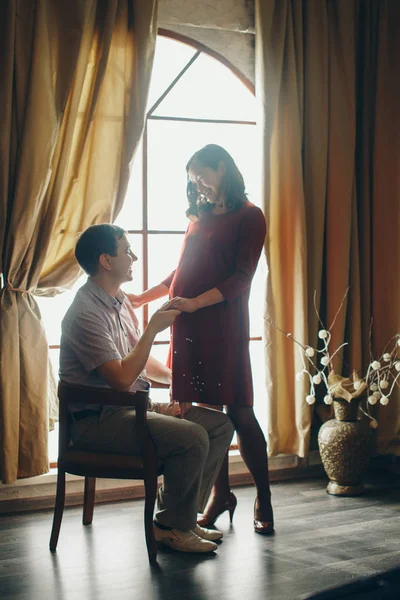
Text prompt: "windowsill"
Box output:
[[0, 451, 323, 515]]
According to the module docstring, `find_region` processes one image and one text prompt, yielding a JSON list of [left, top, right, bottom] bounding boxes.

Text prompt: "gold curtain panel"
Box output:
[[0, 0, 158, 484], [256, 0, 400, 457]]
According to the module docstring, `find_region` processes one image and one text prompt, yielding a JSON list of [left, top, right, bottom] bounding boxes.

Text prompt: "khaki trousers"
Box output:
[[70, 406, 234, 530]]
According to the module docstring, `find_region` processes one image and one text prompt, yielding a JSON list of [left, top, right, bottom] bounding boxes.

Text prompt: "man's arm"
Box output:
[[97, 308, 179, 392]]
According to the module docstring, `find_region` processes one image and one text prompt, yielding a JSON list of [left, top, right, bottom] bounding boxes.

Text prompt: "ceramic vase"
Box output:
[[318, 398, 372, 496]]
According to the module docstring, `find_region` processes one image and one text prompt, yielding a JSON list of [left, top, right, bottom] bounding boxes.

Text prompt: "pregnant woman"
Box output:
[[129, 144, 274, 534]]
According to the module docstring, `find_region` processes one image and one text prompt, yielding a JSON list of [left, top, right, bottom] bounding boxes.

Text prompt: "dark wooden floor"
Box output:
[[1, 474, 400, 600]]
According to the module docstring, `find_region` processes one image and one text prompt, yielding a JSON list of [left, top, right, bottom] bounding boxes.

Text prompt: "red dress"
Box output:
[[162, 200, 266, 407]]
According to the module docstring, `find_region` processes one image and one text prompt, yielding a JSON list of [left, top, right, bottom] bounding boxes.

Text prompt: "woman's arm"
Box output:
[[217, 206, 266, 302], [169, 206, 266, 313], [127, 282, 169, 309], [168, 287, 224, 313]]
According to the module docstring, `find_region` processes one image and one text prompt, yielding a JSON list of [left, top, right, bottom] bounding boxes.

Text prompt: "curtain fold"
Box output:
[[372, 1, 400, 455], [256, 0, 400, 457], [0, 0, 158, 484]]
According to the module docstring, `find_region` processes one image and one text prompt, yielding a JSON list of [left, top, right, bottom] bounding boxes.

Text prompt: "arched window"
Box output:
[[115, 32, 266, 427], [38, 32, 266, 461]]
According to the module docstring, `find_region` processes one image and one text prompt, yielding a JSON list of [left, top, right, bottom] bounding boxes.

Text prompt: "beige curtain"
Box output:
[[256, 0, 400, 457], [0, 0, 158, 484]]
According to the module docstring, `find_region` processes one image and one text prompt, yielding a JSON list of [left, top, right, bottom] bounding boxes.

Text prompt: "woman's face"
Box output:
[[188, 160, 225, 204]]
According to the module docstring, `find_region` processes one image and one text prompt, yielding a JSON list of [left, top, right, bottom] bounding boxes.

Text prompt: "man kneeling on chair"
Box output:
[[59, 224, 234, 554]]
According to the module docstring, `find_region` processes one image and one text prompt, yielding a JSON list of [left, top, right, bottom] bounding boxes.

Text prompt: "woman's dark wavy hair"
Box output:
[[75, 223, 126, 276], [185, 144, 246, 220]]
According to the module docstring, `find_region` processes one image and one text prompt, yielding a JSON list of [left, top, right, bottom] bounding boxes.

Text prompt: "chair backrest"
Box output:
[[56, 381, 157, 474], [57, 388, 70, 458]]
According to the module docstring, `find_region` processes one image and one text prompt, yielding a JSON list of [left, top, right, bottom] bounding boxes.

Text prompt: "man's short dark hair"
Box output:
[[75, 224, 126, 276]]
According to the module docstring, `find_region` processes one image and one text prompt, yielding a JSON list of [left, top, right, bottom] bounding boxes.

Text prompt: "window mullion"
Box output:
[[142, 122, 149, 330], [148, 115, 256, 126], [147, 50, 201, 117]]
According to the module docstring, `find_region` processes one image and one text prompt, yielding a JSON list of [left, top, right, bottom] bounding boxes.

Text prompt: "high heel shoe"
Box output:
[[197, 492, 237, 527], [253, 498, 274, 535]]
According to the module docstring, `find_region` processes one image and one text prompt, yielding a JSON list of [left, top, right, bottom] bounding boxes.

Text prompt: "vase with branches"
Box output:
[[267, 289, 400, 495]]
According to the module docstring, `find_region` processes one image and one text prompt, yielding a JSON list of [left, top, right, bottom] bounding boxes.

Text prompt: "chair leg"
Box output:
[[143, 474, 158, 564], [83, 477, 96, 525], [49, 468, 66, 551]]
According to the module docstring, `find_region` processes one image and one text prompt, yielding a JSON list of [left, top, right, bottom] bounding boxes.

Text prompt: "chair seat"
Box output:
[[60, 449, 163, 479]]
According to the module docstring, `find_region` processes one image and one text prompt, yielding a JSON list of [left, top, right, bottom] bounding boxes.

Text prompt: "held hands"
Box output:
[[148, 305, 181, 335], [167, 296, 199, 313], [135, 295, 198, 314]]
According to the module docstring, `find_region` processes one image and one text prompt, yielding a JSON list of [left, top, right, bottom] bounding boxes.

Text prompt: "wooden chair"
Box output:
[[49, 381, 162, 564]]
